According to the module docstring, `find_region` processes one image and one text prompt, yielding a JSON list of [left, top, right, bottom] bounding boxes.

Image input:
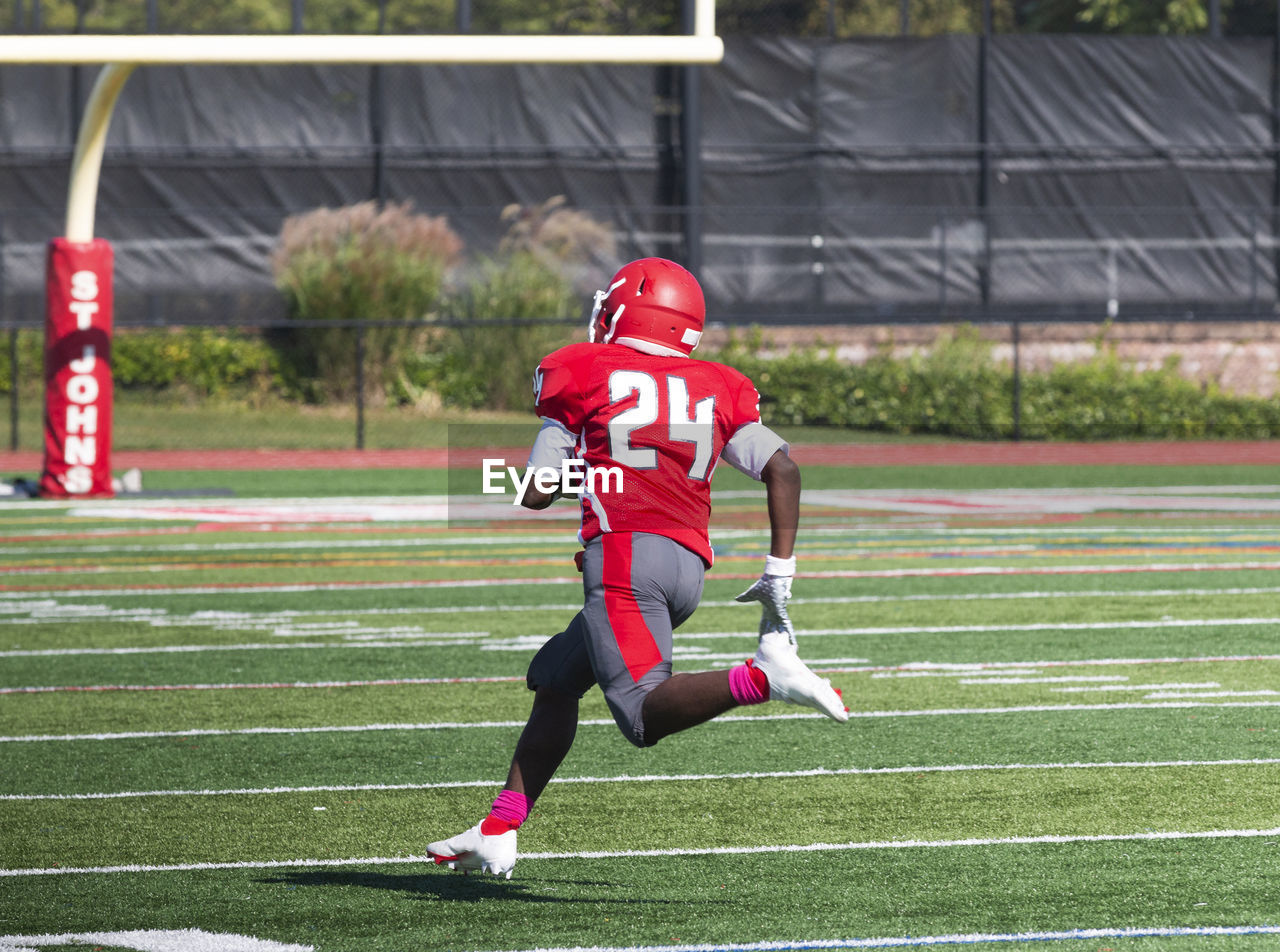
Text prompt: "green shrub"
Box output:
[[1017, 350, 1280, 439], [712, 326, 1280, 439], [270, 197, 611, 411], [112, 327, 280, 397], [395, 198, 612, 412], [398, 251, 579, 411], [2, 328, 280, 400], [0, 330, 44, 396], [270, 201, 463, 402]]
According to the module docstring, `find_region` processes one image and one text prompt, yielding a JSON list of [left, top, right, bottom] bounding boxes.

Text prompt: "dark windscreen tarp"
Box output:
[[0, 35, 1274, 324]]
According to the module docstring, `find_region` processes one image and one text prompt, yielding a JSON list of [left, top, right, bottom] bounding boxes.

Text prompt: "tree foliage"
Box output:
[[1018, 0, 1225, 33], [14, 0, 1251, 36], [19, 0, 678, 35]]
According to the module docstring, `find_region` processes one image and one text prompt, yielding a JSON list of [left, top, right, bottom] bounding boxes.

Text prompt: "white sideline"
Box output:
[[6, 700, 1280, 744], [0, 931, 311, 952], [490, 924, 1280, 952], [4, 757, 1277, 802], [3, 826, 1278, 878]]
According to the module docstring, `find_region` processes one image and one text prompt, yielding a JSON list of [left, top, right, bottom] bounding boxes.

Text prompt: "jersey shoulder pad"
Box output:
[[538, 341, 599, 374], [699, 358, 763, 424], [534, 342, 601, 431]]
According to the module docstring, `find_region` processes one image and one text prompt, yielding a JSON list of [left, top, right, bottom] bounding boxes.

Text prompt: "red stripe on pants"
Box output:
[[601, 533, 664, 682]]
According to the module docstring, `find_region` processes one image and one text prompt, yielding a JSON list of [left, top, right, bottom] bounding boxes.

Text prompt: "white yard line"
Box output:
[[791, 584, 1280, 606], [1146, 689, 1280, 699], [5, 758, 1277, 802], [1051, 682, 1220, 693], [799, 561, 1280, 579], [3, 826, 1278, 878], [0, 932, 311, 952], [2, 653, 1276, 692], [20, 536, 1279, 560], [4, 584, 1280, 616], [746, 617, 1280, 637], [4, 559, 1280, 598], [487, 924, 1280, 952], [6, 518, 1278, 554], [0, 602, 586, 623], [0, 675, 525, 695], [5, 700, 1280, 744], [855, 654, 1280, 674], [0, 642, 500, 659], [4, 617, 1280, 661], [2, 537, 533, 557], [956, 675, 1129, 685]]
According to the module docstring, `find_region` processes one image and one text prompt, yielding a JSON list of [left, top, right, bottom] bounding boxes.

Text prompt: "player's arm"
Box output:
[[519, 418, 577, 510], [722, 421, 800, 640], [522, 351, 587, 510], [762, 449, 800, 560], [520, 482, 556, 510]]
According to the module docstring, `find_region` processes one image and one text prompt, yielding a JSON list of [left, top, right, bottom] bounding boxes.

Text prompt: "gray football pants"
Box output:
[[526, 531, 705, 747]]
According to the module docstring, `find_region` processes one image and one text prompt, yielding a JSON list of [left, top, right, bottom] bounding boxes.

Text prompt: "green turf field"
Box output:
[[2, 460, 1279, 952]]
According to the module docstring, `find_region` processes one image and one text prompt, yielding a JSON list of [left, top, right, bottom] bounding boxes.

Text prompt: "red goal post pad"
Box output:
[[40, 237, 114, 498]]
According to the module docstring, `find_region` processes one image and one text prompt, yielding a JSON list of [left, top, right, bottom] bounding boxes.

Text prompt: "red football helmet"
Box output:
[[588, 257, 705, 357]]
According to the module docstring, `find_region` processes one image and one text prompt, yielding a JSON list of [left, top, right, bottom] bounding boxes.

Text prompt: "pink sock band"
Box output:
[[729, 662, 769, 705], [489, 790, 531, 827]]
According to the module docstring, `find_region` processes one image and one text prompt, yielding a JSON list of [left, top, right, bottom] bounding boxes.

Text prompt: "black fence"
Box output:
[[4, 35, 1280, 330], [7, 312, 1279, 455]]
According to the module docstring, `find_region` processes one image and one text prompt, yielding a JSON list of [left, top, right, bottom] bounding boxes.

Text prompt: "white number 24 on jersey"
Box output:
[[607, 370, 715, 480]]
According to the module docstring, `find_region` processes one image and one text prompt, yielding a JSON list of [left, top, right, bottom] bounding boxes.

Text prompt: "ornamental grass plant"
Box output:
[[270, 200, 464, 402]]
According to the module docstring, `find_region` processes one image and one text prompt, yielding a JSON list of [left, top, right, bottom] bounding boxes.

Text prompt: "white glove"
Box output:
[[734, 554, 796, 644]]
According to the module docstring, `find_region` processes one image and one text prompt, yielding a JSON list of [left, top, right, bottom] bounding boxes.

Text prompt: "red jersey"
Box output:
[[533, 341, 765, 565]]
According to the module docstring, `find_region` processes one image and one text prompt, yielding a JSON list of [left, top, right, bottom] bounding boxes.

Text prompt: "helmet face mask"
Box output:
[[587, 258, 705, 357], [587, 276, 627, 345]]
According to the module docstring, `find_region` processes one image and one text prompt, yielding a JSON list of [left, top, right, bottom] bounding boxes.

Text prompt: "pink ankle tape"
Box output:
[[489, 790, 530, 827], [729, 661, 769, 705]]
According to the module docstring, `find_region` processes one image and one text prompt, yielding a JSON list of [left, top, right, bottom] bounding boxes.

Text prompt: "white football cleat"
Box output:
[[753, 630, 848, 723], [426, 822, 517, 879]]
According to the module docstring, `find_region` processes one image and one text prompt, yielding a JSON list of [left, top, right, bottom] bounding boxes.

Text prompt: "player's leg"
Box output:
[[504, 610, 596, 803], [503, 684, 579, 802], [644, 635, 849, 733], [426, 613, 596, 877], [638, 668, 735, 743], [587, 532, 845, 740]]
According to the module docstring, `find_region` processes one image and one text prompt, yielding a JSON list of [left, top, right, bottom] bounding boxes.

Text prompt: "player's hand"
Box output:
[[735, 572, 795, 644]]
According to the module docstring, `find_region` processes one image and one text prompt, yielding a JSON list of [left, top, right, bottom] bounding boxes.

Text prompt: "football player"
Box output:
[[427, 257, 847, 878]]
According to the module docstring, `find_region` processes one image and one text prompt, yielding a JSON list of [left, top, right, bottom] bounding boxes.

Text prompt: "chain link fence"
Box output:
[[7, 311, 1280, 453]]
